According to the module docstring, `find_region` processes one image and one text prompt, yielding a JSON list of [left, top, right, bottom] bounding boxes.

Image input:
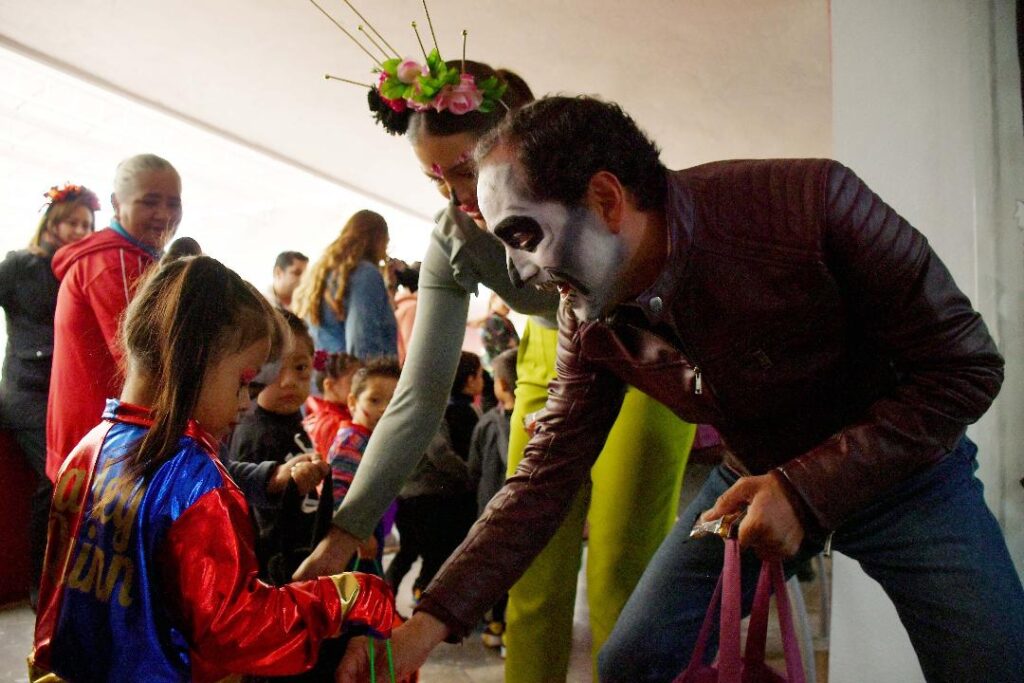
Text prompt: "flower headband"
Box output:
[[42, 183, 101, 212], [308, 0, 507, 135]]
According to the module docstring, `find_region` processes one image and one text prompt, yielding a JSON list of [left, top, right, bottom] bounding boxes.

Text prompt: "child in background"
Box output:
[[385, 352, 481, 598], [479, 292, 519, 366], [469, 348, 517, 516], [30, 256, 393, 682], [304, 351, 361, 459], [229, 310, 332, 584], [467, 348, 517, 651], [446, 351, 484, 459], [328, 359, 402, 572]]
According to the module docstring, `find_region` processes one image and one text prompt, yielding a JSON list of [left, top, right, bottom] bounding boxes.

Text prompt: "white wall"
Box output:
[[829, 1, 1024, 680]]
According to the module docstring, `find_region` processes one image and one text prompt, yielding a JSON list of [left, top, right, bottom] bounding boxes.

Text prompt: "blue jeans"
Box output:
[[598, 437, 1024, 683]]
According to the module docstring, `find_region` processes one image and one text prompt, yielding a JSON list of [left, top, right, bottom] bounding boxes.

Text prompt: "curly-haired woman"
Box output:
[[294, 209, 397, 360]]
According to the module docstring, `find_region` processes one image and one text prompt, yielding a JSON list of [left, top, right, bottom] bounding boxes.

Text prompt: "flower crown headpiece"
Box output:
[[307, 0, 507, 135], [42, 183, 101, 212]]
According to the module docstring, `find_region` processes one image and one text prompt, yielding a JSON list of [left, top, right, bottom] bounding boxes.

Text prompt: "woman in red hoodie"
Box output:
[[46, 153, 182, 480]]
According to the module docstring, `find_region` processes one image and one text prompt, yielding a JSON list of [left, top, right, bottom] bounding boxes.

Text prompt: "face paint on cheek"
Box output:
[[240, 368, 258, 385], [431, 163, 443, 176], [550, 208, 629, 320]]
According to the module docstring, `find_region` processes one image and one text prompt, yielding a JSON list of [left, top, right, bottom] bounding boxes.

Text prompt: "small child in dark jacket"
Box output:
[[228, 310, 331, 585], [385, 352, 482, 598], [467, 348, 517, 650]]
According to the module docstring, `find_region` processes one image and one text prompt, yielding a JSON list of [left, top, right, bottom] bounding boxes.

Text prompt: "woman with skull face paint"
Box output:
[[295, 60, 695, 681]]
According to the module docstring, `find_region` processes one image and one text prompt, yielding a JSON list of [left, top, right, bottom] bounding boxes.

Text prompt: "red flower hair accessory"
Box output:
[[43, 183, 101, 212], [313, 349, 330, 372]]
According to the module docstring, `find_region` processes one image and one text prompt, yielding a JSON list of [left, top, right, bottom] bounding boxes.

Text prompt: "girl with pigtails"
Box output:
[[31, 256, 394, 682]]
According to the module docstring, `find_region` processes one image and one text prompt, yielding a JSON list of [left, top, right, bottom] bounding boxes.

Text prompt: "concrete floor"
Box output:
[[0, 461, 830, 682], [0, 550, 594, 683]]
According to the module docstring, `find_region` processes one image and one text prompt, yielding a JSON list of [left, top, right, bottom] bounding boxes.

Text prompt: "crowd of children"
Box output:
[[24, 202, 514, 681]]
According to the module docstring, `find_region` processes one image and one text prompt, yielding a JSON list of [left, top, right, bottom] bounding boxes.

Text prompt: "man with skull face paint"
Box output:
[[346, 96, 1023, 683]]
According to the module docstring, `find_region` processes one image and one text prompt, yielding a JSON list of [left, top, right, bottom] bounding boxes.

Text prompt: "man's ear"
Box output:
[[110, 192, 120, 220], [585, 171, 626, 233]]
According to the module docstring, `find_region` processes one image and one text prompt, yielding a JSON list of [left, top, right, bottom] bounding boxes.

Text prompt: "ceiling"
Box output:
[[0, 0, 832, 221]]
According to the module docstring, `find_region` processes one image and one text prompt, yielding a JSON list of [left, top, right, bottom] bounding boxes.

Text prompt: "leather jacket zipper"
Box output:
[[694, 366, 703, 395]]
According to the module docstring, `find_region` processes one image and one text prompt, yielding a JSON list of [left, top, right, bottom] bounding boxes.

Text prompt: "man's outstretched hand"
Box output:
[[336, 612, 448, 683], [699, 472, 805, 559], [293, 524, 361, 580]]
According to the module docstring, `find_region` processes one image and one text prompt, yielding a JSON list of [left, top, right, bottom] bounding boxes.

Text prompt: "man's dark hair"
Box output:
[[274, 250, 308, 271], [476, 96, 667, 211]]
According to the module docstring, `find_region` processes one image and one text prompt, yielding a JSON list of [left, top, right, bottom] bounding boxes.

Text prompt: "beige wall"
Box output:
[[828, 1, 1024, 680]]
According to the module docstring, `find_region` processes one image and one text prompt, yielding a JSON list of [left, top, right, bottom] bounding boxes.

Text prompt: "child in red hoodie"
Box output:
[[303, 351, 361, 459]]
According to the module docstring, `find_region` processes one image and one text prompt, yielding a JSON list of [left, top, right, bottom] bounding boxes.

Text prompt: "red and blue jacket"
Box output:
[[31, 400, 351, 682]]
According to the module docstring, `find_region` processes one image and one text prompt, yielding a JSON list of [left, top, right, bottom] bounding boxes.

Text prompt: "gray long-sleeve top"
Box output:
[[333, 204, 558, 538]]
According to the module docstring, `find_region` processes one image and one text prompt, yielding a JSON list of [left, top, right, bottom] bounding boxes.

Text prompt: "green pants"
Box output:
[[505, 319, 694, 682]]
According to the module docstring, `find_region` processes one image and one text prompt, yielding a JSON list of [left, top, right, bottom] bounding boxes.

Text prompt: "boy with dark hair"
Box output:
[[469, 348, 517, 514], [467, 347, 517, 651], [229, 309, 331, 584]]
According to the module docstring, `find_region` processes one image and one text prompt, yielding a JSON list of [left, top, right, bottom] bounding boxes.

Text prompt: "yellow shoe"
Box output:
[[481, 620, 504, 648]]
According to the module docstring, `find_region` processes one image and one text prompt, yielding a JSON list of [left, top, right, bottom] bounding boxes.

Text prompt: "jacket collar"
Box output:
[[612, 170, 694, 326], [102, 398, 220, 454]]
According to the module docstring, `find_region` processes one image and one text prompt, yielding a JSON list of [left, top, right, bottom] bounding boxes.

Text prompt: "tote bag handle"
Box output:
[[676, 538, 806, 682]]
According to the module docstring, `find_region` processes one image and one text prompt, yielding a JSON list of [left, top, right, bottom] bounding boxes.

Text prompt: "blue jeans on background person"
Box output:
[[598, 437, 1024, 683]]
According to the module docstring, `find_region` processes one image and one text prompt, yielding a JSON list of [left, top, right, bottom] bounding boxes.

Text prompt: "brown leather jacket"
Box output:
[[418, 159, 1004, 637]]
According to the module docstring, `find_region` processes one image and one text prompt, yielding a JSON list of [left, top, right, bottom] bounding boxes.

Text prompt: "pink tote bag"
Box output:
[[674, 538, 806, 683]]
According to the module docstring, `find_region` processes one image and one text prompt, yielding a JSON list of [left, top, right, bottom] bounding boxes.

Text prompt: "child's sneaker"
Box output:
[[481, 620, 504, 649]]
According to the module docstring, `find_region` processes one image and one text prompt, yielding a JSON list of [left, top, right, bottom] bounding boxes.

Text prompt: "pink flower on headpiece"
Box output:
[[396, 58, 427, 85], [433, 74, 484, 115]]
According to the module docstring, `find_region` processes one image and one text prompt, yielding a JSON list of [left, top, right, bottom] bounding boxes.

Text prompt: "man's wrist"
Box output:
[[770, 469, 823, 540], [407, 611, 449, 645]]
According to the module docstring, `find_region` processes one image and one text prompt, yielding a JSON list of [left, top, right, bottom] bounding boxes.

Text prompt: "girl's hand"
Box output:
[[335, 612, 448, 682]]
